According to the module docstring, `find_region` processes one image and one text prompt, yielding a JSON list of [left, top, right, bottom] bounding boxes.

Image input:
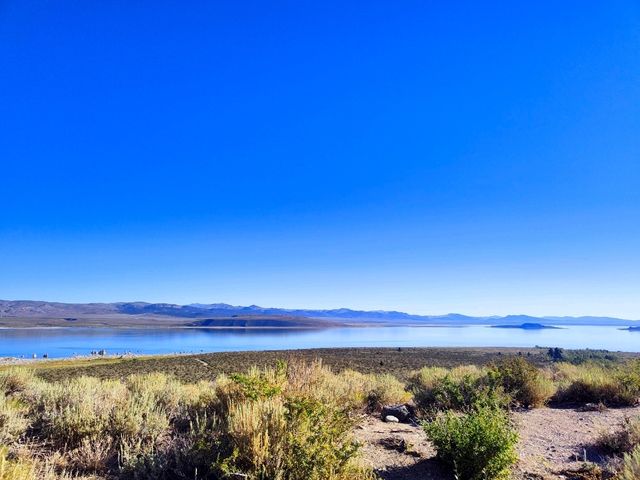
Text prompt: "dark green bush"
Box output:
[[424, 402, 518, 480], [547, 348, 620, 365], [428, 374, 487, 412]]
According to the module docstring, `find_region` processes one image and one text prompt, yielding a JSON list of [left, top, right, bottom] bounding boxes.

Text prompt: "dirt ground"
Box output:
[[355, 406, 640, 479]]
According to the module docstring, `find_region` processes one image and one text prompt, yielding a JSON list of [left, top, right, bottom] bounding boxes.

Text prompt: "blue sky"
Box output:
[[1, 1, 639, 318]]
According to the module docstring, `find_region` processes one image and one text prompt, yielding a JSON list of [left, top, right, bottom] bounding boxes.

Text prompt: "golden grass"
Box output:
[[0, 447, 34, 480], [552, 362, 640, 406], [618, 446, 640, 480]]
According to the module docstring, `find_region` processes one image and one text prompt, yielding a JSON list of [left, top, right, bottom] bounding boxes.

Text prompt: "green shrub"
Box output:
[[410, 366, 481, 411], [424, 403, 518, 480], [487, 357, 555, 408]]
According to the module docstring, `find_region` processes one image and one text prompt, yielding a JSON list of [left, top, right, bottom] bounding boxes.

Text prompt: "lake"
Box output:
[[0, 325, 638, 358]]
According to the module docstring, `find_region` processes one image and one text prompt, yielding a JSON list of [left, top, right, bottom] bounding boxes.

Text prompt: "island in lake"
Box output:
[[622, 326, 640, 332], [491, 323, 562, 330]]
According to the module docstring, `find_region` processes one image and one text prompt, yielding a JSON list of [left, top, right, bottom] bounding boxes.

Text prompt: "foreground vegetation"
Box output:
[[0, 361, 411, 480], [0, 349, 639, 479], [404, 356, 640, 479]]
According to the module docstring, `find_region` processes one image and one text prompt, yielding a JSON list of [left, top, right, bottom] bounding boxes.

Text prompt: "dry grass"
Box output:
[[617, 446, 640, 480], [597, 416, 640, 456], [487, 357, 557, 408], [0, 361, 385, 479], [552, 362, 640, 407], [0, 447, 34, 480]]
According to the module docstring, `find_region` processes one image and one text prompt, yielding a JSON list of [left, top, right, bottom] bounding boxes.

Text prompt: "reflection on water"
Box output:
[[0, 325, 637, 358]]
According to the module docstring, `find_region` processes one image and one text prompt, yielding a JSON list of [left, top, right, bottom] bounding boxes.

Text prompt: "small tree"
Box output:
[[547, 347, 564, 362]]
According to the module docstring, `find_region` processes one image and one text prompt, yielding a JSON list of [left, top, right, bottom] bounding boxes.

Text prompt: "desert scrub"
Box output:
[[0, 447, 34, 480], [124, 372, 190, 418], [25, 374, 205, 476], [221, 395, 361, 479], [0, 361, 374, 479], [487, 357, 556, 408], [553, 362, 640, 406], [0, 394, 28, 445], [408, 365, 508, 414], [408, 366, 480, 412], [617, 446, 640, 480], [317, 369, 410, 412], [30, 376, 129, 448], [213, 361, 375, 480], [363, 373, 411, 411], [0, 447, 77, 480], [0, 370, 35, 397], [423, 402, 519, 480], [597, 416, 640, 456]]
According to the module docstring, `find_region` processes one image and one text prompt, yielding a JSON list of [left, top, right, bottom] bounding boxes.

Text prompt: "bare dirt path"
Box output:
[[355, 415, 451, 480], [355, 406, 640, 480], [513, 406, 640, 478]]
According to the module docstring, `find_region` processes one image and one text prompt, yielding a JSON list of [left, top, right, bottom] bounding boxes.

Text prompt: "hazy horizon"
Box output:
[[2, 298, 639, 322], [2, 2, 639, 318]]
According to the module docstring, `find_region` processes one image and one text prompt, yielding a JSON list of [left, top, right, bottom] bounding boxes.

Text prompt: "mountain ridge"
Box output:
[[0, 300, 637, 326]]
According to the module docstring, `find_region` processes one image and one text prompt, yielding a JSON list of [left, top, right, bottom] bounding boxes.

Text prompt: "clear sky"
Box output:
[[1, 1, 639, 318]]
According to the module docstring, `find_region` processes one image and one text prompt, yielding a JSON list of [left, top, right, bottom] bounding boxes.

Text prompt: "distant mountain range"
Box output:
[[0, 300, 637, 327], [188, 304, 640, 326]]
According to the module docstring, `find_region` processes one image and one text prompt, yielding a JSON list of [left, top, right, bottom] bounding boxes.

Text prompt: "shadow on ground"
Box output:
[[376, 458, 453, 480]]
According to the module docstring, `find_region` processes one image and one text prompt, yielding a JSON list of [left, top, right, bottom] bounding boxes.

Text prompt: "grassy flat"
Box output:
[[5, 346, 636, 383]]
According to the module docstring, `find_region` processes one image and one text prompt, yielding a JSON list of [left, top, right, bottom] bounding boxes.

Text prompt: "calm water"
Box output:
[[0, 326, 638, 358]]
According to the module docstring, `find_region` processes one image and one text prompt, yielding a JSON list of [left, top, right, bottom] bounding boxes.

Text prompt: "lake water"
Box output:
[[0, 325, 638, 358]]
